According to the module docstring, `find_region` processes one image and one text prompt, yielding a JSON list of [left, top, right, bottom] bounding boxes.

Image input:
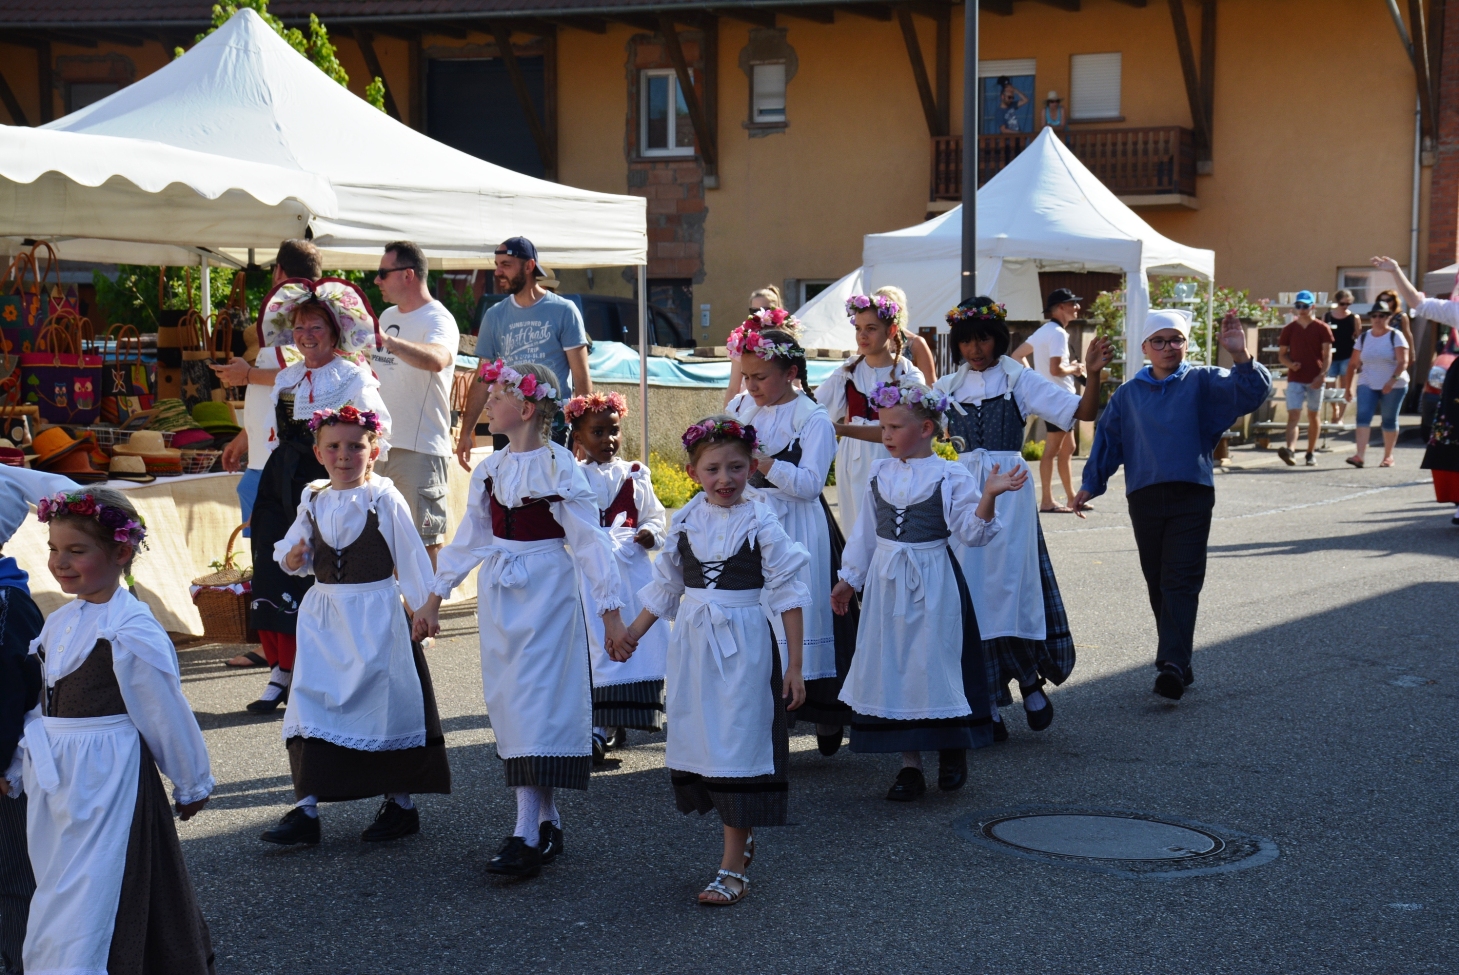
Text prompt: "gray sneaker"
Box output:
[[1305, 452, 1316, 466], [1277, 447, 1296, 466]]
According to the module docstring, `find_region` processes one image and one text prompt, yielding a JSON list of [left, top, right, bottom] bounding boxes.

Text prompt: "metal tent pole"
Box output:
[[200, 254, 210, 319], [961, 0, 978, 300], [638, 264, 649, 463]]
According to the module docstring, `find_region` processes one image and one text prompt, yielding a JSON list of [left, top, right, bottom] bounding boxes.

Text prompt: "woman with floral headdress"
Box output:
[[933, 297, 1110, 735], [244, 278, 392, 716], [722, 295, 799, 407]]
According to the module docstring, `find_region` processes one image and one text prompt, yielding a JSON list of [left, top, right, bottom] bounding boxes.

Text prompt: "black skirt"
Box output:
[[788, 494, 860, 728], [986, 520, 1076, 703], [250, 438, 325, 635], [593, 679, 665, 732]]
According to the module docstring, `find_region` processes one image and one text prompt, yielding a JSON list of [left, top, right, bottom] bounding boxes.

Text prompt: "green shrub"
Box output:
[[1022, 439, 1046, 461], [650, 452, 701, 509]]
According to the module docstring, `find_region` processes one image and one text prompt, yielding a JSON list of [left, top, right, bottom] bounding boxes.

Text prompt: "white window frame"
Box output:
[[1069, 52, 1122, 121], [640, 68, 696, 157], [750, 61, 788, 125]]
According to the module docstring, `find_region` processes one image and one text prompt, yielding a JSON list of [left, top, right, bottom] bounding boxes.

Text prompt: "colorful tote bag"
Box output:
[[20, 315, 104, 426], [100, 324, 154, 425]]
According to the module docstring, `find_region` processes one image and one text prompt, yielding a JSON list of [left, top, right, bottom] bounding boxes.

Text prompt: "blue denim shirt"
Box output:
[[1081, 359, 1272, 498]]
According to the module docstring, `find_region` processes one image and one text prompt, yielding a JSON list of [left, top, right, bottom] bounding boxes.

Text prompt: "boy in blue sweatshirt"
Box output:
[[1073, 309, 1270, 700]]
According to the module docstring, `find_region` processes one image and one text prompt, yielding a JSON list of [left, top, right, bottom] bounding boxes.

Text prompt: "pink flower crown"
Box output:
[[845, 293, 901, 324], [36, 491, 147, 547], [564, 391, 629, 422], [478, 359, 558, 401], [870, 381, 950, 415], [726, 307, 801, 358], [307, 405, 382, 434], [682, 418, 759, 454], [730, 328, 803, 363]]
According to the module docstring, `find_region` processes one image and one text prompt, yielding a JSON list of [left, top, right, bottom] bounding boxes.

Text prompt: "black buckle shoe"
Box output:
[[260, 807, 320, 846], [1024, 696, 1054, 732], [591, 732, 607, 765], [360, 799, 420, 842], [486, 835, 542, 878], [992, 719, 1009, 743], [937, 749, 968, 791], [246, 682, 289, 714], [885, 766, 927, 802], [608, 727, 629, 750], [538, 821, 563, 864], [1154, 664, 1186, 700], [1183, 665, 1195, 687]]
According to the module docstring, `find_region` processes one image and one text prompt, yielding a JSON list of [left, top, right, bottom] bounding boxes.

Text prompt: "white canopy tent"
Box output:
[[0, 126, 337, 264], [40, 7, 646, 272], [795, 128, 1215, 374]]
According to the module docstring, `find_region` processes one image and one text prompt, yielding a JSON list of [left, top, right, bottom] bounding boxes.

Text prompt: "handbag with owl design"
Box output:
[[19, 314, 103, 425]]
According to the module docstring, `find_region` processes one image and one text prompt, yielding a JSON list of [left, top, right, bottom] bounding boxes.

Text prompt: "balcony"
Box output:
[[932, 127, 1198, 209]]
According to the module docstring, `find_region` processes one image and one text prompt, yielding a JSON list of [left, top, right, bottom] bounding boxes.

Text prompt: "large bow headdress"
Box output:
[[256, 277, 381, 356]]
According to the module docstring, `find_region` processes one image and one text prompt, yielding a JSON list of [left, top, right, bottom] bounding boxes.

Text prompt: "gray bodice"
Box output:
[[870, 478, 950, 543], [678, 533, 765, 590], [748, 439, 802, 490], [946, 391, 1026, 453]]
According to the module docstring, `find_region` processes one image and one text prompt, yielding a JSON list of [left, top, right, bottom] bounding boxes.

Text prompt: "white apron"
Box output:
[[839, 537, 971, 720], [952, 448, 1045, 641], [21, 711, 141, 975], [477, 537, 592, 760], [283, 577, 427, 750], [834, 427, 886, 535], [664, 588, 776, 778], [583, 518, 668, 686]]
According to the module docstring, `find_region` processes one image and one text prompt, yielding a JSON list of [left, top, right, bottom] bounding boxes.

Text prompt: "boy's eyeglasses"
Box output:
[[1147, 335, 1188, 350]]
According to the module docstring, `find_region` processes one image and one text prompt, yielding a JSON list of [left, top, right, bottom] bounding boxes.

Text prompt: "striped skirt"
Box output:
[[593, 679, 666, 732], [987, 523, 1075, 704]]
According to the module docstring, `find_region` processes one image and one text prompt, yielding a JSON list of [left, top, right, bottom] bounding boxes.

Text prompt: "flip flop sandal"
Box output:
[[1379, 457, 1395, 467], [699, 869, 749, 906], [1345, 456, 1364, 468], [225, 651, 268, 668], [1039, 505, 1073, 514]]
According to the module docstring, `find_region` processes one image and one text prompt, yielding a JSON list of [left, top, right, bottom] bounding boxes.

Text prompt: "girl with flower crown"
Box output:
[[725, 328, 857, 756], [722, 291, 799, 406], [830, 381, 1027, 802], [564, 390, 670, 760], [7, 488, 215, 973], [619, 414, 810, 906], [814, 291, 926, 533], [256, 406, 450, 849], [246, 278, 393, 717], [415, 361, 627, 880], [933, 297, 1110, 735]]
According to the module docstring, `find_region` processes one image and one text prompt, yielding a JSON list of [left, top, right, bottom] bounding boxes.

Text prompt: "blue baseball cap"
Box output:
[[1293, 290, 1315, 306], [496, 236, 546, 277]]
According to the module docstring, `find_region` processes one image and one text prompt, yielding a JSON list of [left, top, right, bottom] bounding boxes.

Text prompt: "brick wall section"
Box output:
[[1429, 0, 1459, 277]]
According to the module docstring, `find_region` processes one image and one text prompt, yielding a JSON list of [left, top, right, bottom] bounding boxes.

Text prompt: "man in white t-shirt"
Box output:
[[1012, 287, 1087, 513], [369, 240, 458, 565]]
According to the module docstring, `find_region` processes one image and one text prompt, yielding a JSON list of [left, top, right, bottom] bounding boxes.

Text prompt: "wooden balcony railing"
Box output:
[[932, 127, 1197, 202]]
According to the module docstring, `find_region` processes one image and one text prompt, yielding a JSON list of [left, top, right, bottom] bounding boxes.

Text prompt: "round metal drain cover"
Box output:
[[955, 807, 1277, 878]]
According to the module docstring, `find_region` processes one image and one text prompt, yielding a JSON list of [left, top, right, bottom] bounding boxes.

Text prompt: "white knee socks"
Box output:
[[900, 751, 923, 770], [295, 795, 319, 818], [514, 786, 541, 843], [387, 792, 414, 810], [259, 666, 291, 701], [1023, 690, 1049, 711]]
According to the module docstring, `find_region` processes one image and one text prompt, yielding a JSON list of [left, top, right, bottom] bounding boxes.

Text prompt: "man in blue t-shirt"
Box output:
[[456, 237, 593, 467]]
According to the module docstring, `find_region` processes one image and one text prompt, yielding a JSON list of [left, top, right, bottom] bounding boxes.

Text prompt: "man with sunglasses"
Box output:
[[1277, 290, 1334, 466], [1073, 309, 1270, 701]]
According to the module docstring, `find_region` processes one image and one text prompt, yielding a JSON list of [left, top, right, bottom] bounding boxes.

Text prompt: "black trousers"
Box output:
[[1126, 481, 1215, 675]]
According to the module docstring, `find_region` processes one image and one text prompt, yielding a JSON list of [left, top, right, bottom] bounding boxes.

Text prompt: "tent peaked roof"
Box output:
[[44, 8, 646, 269], [863, 129, 1212, 280]]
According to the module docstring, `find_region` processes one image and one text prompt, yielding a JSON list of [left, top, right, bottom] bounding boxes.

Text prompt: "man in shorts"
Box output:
[[1277, 290, 1333, 467], [370, 240, 459, 565]]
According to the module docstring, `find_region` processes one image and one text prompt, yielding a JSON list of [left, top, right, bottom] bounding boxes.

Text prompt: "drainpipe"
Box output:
[[1410, 93, 1422, 286]]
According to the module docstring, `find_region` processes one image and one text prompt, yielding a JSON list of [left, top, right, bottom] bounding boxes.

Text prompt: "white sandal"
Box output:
[[699, 869, 749, 906], [742, 831, 755, 870]]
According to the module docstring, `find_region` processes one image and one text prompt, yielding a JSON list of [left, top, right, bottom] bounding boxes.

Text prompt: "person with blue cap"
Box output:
[[1277, 290, 1334, 467], [1073, 309, 1271, 701]]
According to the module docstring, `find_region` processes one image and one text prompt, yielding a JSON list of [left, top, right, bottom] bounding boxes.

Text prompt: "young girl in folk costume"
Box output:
[[565, 391, 669, 760], [7, 489, 215, 973], [415, 361, 626, 880], [831, 382, 1026, 801], [258, 406, 450, 848], [621, 416, 809, 906], [814, 290, 926, 533], [722, 287, 797, 407], [933, 297, 1110, 735], [725, 326, 857, 756]]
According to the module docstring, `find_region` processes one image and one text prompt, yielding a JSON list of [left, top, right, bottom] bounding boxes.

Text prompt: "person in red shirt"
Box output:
[[1277, 290, 1333, 466]]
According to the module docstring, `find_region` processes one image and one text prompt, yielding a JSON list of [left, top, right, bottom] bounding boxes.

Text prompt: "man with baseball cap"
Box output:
[[1013, 287, 1088, 512], [456, 237, 592, 467], [1073, 309, 1270, 702], [1277, 290, 1333, 466]]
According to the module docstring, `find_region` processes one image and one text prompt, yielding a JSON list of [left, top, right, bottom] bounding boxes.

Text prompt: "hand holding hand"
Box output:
[[984, 462, 1028, 497], [209, 357, 252, 387], [175, 796, 209, 821], [1071, 489, 1094, 520], [782, 668, 806, 711], [411, 605, 441, 642], [831, 580, 855, 616], [283, 539, 310, 571], [634, 528, 656, 549], [601, 609, 628, 655]]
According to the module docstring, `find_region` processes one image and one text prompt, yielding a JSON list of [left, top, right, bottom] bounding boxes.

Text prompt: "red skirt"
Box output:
[[1434, 469, 1459, 503]]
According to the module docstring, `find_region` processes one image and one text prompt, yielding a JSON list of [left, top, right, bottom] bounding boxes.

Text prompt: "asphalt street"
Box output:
[[172, 437, 1456, 974]]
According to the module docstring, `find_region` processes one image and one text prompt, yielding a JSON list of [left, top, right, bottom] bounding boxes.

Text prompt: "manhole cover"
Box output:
[[955, 807, 1278, 878]]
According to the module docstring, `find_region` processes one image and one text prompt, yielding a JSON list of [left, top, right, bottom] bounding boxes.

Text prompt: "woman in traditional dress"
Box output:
[[258, 406, 450, 847], [726, 326, 857, 756], [933, 297, 1110, 734], [831, 381, 1025, 801], [246, 278, 392, 714], [565, 391, 670, 759], [1422, 356, 1459, 525], [415, 362, 625, 880], [9, 488, 214, 973]]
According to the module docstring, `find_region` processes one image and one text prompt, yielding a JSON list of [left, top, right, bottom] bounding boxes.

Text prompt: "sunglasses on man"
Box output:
[[1293, 302, 1312, 310]]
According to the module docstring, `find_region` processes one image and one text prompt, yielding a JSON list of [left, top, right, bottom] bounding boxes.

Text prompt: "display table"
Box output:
[[10, 450, 488, 633]]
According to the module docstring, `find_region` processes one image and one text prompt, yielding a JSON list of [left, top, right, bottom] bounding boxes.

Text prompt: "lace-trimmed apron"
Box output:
[[285, 504, 451, 802], [842, 479, 994, 753], [947, 390, 1076, 701], [667, 534, 789, 829], [24, 641, 214, 975], [249, 395, 327, 634], [477, 475, 594, 791]]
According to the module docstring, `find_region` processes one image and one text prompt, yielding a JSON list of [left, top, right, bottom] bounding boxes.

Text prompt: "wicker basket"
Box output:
[[180, 449, 223, 475], [191, 523, 255, 643]]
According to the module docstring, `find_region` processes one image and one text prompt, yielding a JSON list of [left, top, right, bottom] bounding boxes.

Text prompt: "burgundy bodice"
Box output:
[[601, 465, 641, 528], [843, 382, 879, 422], [484, 475, 566, 541]]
